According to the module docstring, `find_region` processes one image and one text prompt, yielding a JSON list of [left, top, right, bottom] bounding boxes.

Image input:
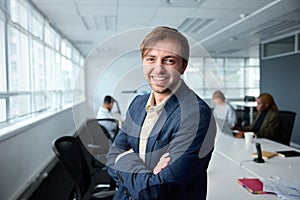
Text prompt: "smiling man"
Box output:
[[106, 26, 216, 200]]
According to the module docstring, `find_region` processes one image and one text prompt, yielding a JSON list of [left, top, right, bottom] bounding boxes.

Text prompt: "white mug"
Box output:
[[244, 132, 257, 143]]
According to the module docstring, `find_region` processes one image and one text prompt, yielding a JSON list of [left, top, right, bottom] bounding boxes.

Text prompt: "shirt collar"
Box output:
[[146, 79, 182, 112]]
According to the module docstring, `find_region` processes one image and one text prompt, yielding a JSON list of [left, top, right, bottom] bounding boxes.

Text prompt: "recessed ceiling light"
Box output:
[[239, 13, 248, 19]]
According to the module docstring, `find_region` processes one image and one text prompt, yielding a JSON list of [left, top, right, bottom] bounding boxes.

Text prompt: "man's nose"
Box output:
[[153, 60, 166, 72]]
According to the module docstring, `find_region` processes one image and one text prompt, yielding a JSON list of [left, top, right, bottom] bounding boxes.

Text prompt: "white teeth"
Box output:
[[152, 76, 167, 81]]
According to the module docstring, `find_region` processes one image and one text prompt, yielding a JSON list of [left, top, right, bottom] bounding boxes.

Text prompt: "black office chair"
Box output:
[[97, 118, 119, 142], [276, 111, 297, 146], [52, 136, 115, 200], [84, 119, 117, 191], [244, 95, 256, 102], [235, 109, 250, 127]]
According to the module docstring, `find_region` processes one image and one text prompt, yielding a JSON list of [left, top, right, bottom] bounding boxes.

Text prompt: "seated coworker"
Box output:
[[233, 93, 281, 140], [212, 90, 237, 128], [97, 95, 118, 140]]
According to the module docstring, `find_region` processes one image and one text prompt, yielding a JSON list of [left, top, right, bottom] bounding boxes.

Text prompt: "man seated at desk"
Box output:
[[232, 93, 281, 140], [97, 95, 119, 140]]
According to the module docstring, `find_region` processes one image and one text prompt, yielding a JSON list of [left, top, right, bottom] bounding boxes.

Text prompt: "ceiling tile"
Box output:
[[192, 8, 233, 19], [119, 0, 161, 6], [154, 7, 196, 17], [75, 0, 118, 4], [36, 4, 77, 15], [32, 0, 74, 4], [77, 5, 117, 16], [48, 15, 82, 25], [118, 6, 157, 17], [149, 17, 185, 28], [118, 16, 152, 26]]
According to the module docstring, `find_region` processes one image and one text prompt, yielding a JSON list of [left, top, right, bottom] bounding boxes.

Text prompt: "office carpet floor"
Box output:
[[28, 161, 73, 200]]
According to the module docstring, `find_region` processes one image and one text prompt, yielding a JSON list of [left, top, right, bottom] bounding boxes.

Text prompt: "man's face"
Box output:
[[142, 39, 187, 96], [106, 102, 114, 111]]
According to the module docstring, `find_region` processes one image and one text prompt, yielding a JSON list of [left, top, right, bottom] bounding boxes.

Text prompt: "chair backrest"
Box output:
[[278, 111, 297, 146], [85, 119, 113, 163], [235, 109, 250, 127], [244, 95, 256, 102], [97, 118, 119, 141], [52, 136, 91, 200]]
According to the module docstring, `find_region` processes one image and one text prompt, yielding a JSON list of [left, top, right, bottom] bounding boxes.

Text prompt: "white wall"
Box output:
[[85, 51, 148, 118], [0, 103, 86, 200]]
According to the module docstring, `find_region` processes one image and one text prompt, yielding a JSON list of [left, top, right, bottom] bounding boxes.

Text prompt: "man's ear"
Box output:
[[181, 61, 188, 74]]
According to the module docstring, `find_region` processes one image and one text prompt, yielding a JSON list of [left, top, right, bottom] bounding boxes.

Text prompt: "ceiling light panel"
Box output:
[[178, 18, 215, 33], [252, 19, 300, 39]]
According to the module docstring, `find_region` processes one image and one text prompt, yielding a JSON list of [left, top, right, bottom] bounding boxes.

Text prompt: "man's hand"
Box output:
[[153, 153, 171, 175]]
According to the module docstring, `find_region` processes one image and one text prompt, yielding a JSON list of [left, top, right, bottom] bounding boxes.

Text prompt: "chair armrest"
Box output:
[[87, 144, 100, 148]]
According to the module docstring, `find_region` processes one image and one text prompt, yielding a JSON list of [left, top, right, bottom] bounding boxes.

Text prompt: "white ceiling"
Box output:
[[30, 0, 300, 57]]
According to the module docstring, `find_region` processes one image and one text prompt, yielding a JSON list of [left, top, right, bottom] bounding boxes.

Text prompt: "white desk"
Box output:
[[207, 132, 300, 200], [207, 152, 277, 200], [231, 101, 257, 123]]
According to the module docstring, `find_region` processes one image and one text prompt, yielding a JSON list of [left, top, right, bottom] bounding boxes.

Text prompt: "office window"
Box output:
[[32, 94, 46, 113], [52, 52, 62, 109], [224, 58, 245, 98], [1, 0, 85, 128], [55, 33, 60, 52], [30, 10, 43, 39], [10, 0, 28, 30], [44, 24, 55, 48], [0, 12, 5, 123], [298, 33, 300, 51], [186, 57, 259, 100], [9, 95, 30, 119], [0, 99, 5, 123], [185, 66, 204, 93], [204, 58, 225, 78], [61, 56, 73, 105], [8, 26, 30, 91], [31, 39, 45, 91], [72, 48, 80, 63], [245, 58, 260, 96], [61, 40, 67, 56], [73, 63, 85, 104], [263, 35, 295, 57], [0, 15, 6, 92]]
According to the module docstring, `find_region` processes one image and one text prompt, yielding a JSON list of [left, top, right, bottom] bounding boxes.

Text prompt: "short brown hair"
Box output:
[[140, 26, 190, 64]]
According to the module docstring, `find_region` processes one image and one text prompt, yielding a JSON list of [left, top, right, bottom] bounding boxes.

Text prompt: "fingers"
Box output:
[[153, 152, 171, 175], [160, 152, 170, 161], [153, 166, 161, 175]]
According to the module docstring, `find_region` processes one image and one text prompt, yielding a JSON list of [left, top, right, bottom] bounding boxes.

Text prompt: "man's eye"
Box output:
[[146, 57, 154, 62], [164, 58, 175, 64]]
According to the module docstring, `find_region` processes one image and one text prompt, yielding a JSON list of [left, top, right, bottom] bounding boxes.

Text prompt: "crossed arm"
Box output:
[[106, 108, 214, 199]]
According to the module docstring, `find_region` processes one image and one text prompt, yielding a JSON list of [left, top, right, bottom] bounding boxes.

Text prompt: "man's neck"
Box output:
[[153, 92, 170, 105], [152, 80, 182, 105]]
